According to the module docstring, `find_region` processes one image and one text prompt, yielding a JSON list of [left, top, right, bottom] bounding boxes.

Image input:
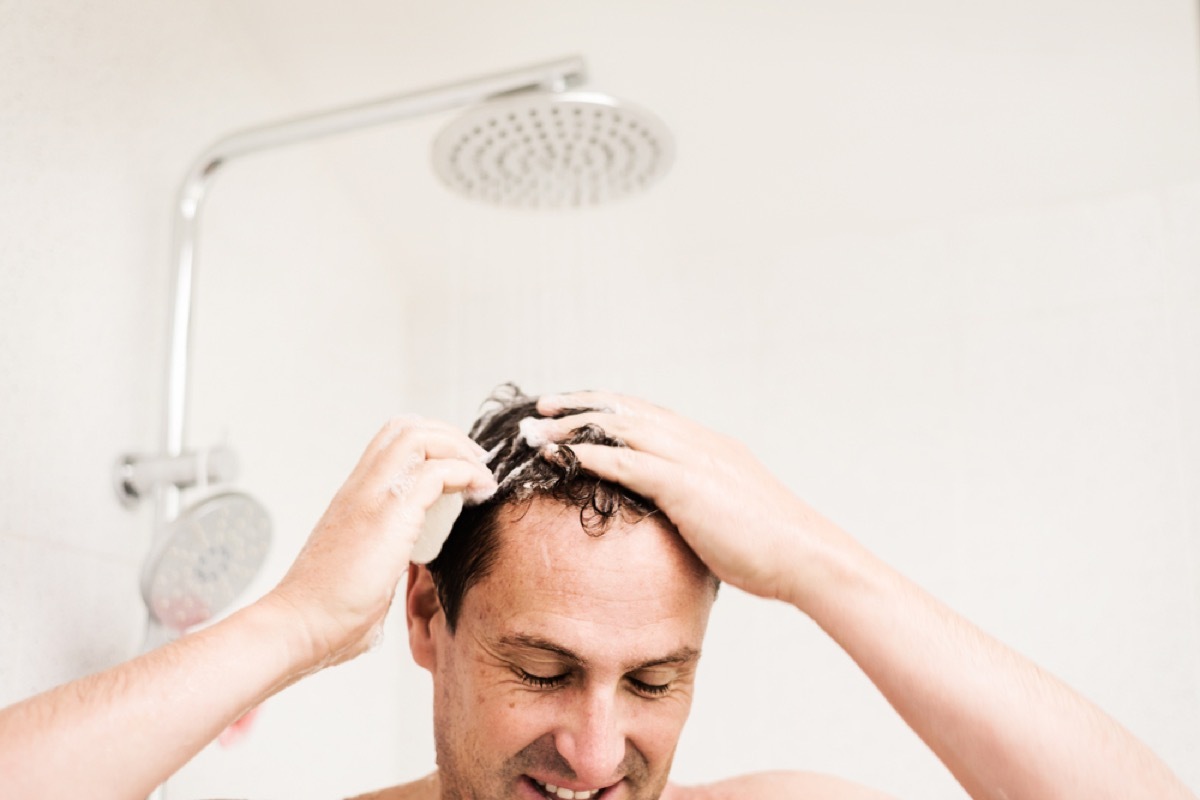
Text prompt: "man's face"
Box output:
[[418, 498, 716, 800]]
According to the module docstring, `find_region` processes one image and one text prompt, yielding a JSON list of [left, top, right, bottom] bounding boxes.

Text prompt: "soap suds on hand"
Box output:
[[463, 482, 497, 506], [387, 453, 424, 497]]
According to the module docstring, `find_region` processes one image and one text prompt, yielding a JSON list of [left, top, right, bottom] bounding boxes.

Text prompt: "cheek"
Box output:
[[492, 685, 577, 743], [451, 663, 559, 749], [626, 696, 695, 761]]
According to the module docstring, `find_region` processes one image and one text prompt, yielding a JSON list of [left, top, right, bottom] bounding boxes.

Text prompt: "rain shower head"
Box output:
[[141, 492, 272, 631], [431, 89, 674, 208]]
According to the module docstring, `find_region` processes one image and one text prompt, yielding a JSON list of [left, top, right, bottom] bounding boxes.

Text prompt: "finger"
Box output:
[[345, 418, 484, 489], [360, 428, 496, 497], [372, 459, 497, 557], [526, 412, 681, 458], [537, 390, 663, 419], [563, 442, 679, 507], [400, 457, 498, 507], [364, 424, 490, 475], [361, 416, 489, 466]]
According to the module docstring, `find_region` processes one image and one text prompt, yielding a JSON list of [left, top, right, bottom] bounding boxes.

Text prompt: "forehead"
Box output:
[[460, 498, 714, 659]]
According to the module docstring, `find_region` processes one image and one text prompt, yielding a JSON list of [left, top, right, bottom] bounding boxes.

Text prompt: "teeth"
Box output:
[[534, 779, 596, 799]]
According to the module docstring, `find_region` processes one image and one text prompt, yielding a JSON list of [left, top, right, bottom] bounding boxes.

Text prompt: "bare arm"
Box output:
[[532, 391, 1195, 800], [796, 543, 1177, 800], [0, 597, 308, 800], [0, 418, 496, 800]]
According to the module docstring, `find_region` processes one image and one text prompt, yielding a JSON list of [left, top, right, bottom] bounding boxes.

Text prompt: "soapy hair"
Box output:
[[427, 384, 659, 632]]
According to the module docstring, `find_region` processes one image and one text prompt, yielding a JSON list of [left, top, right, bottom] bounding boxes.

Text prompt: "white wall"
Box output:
[[0, 3, 414, 798], [398, 187, 1200, 797], [3, 1, 1199, 798]]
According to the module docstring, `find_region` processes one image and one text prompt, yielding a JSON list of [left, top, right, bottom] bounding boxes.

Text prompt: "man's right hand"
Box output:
[[533, 390, 1197, 800], [531, 391, 863, 612], [265, 417, 497, 672]]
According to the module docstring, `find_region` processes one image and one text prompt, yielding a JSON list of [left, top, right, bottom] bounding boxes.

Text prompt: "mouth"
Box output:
[[526, 775, 613, 799]]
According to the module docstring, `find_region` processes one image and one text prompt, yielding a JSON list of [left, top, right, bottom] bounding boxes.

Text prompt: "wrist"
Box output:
[[776, 509, 889, 617], [250, 590, 331, 681]]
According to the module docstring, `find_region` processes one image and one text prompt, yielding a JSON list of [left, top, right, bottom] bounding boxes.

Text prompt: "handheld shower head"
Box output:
[[141, 492, 272, 631], [431, 90, 674, 208]]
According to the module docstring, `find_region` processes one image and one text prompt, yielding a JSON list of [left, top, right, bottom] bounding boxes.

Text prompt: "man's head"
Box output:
[[406, 386, 717, 800]]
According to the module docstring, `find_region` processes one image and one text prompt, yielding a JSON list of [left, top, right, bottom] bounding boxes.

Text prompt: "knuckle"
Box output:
[[380, 415, 417, 437], [612, 447, 637, 477], [387, 424, 429, 453]]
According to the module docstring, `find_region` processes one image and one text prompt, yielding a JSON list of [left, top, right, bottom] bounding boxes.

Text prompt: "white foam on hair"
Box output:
[[462, 483, 498, 506], [497, 457, 534, 492], [518, 416, 550, 448], [482, 441, 505, 465]]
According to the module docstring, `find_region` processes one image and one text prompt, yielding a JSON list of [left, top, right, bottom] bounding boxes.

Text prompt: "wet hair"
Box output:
[[427, 384, 660, 632]]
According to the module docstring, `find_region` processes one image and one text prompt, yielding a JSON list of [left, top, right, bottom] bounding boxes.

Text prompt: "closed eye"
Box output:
[[629, 677, 671, 697], [517, 669, 569, 690]]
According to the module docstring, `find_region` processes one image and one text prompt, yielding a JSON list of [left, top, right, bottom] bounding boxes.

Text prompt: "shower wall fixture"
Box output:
[[113, 55, 675, 634]]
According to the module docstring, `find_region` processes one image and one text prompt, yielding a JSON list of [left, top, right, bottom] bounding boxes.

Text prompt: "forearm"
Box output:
[[0, 595, 313, 800], [794, 524, 1195, 800]]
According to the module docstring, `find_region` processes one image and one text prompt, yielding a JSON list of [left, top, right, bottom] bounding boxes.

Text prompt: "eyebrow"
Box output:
[[497, 633, 701, 671]]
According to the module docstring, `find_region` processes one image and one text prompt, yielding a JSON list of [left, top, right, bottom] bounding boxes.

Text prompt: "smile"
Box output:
[[531, 776, 605, 799]]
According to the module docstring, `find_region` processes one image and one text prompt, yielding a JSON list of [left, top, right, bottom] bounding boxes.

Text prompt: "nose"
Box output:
[[553, 687, 627, 787]]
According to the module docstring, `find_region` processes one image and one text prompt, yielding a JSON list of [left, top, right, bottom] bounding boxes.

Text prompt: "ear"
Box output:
[[406, 564, 442, 671]]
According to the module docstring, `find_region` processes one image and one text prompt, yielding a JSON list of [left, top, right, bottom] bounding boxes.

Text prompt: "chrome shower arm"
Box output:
[[183, 56, 587, 178], [160, 55, 588, 473]]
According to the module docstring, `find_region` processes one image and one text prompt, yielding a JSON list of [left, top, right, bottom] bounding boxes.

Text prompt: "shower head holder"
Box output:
[[114, 446, 239, 509]]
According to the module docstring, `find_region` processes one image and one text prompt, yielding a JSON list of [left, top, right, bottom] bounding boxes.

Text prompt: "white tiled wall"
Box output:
[[3, 1, 1200, 799]]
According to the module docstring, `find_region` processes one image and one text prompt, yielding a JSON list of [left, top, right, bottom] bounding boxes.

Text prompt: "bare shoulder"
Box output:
[[344, 772, 439, 800], [666, 771, 898, 800]]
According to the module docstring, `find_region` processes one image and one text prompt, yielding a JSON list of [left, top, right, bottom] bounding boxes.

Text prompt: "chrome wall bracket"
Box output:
[[113, 446, 239, 509]]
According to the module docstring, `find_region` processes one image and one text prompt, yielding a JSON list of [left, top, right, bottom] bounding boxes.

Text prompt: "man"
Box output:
[[396, 387, 719, 800], [0, 387, 1194, 799]]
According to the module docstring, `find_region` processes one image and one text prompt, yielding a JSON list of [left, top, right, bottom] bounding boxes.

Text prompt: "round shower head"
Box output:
[[141, 492, 272, 631], [431, 90, 674, 208]]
